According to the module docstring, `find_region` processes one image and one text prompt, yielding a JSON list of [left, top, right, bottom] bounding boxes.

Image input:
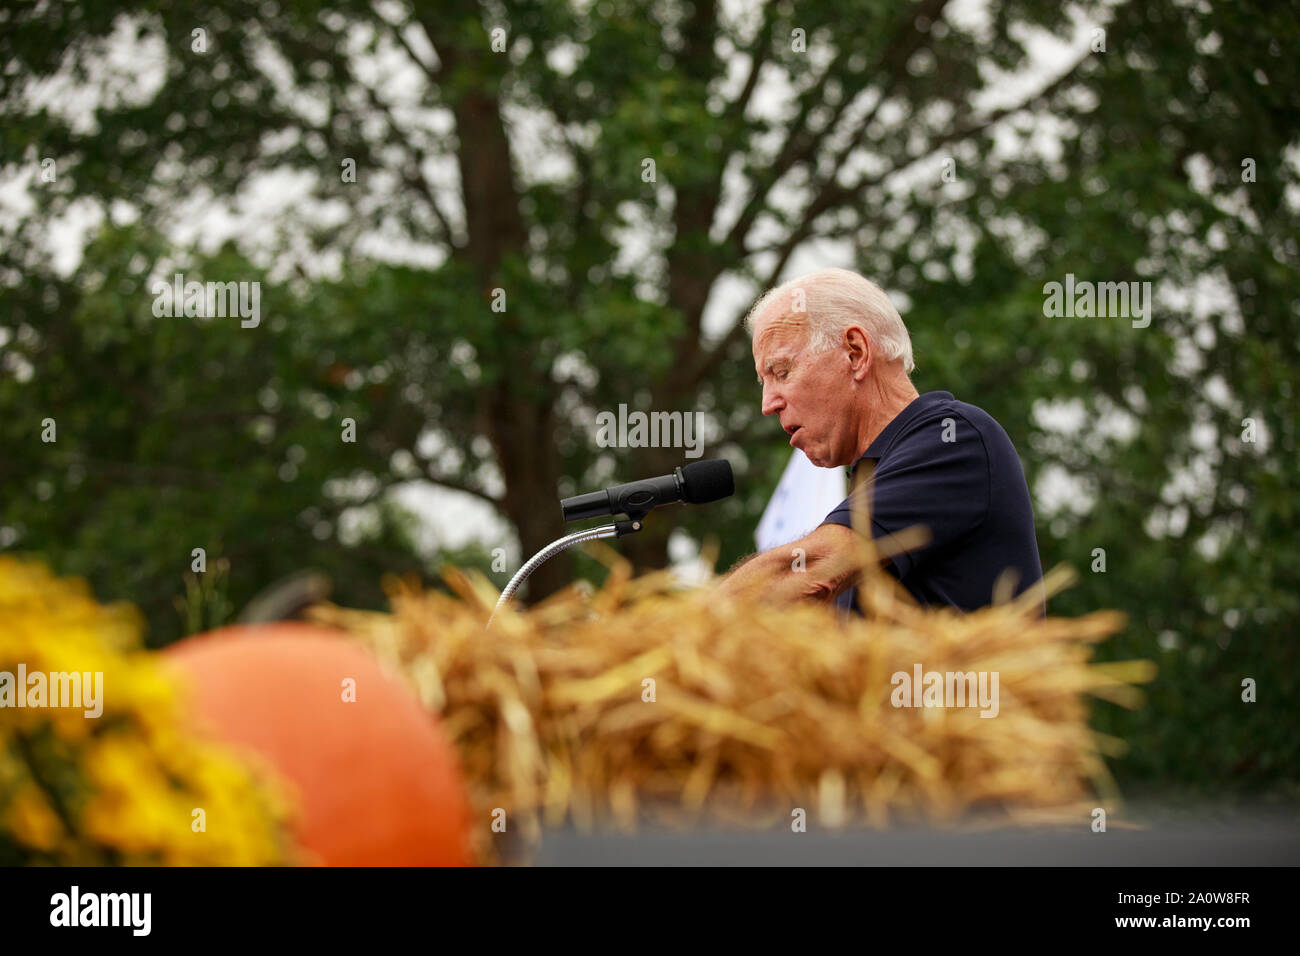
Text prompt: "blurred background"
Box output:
[[1, 0, 1297, 810]]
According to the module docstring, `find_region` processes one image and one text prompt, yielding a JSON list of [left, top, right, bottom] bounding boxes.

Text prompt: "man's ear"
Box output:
[[845, 326, 872, 381]]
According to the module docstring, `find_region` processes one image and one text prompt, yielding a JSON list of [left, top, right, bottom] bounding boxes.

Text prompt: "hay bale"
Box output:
[[310, 531, 1155, 863]]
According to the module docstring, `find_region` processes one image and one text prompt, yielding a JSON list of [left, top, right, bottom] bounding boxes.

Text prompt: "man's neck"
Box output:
[[856, 374, 921, 459]]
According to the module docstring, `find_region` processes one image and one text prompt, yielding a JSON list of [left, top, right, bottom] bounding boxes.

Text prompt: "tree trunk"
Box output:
[[488, 390, 571, 603], [428, 17, 571, 601]]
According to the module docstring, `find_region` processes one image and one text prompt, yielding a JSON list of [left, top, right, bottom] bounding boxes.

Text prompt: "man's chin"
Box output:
[[802, 447, 844, 470], [791, 434, 835, 468]]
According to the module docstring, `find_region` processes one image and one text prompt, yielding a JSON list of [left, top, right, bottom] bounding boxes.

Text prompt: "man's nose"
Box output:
[[761, 385, 783, 417]]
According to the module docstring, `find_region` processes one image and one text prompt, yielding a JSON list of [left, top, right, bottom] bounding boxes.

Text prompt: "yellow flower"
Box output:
[[0, 557, 298, 866], [4, 783, 63, 852]]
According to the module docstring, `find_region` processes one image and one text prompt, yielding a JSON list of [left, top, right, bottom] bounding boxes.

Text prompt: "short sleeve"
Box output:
[[821, 409, 991, 578]]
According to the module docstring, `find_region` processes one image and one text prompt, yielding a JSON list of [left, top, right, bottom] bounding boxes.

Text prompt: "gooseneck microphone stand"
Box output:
[[488, 517, 643, 625], [487, 459, 734, 627]]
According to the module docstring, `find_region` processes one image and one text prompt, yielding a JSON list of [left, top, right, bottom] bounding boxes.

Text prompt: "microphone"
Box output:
[[561, 459, 734, 522]]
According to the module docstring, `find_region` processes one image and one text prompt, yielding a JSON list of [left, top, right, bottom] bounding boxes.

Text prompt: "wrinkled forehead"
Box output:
[[751, 308, 809, 363]]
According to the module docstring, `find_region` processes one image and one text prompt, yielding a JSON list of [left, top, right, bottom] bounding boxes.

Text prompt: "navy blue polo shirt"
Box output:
[[823, 391, 1042, 613]]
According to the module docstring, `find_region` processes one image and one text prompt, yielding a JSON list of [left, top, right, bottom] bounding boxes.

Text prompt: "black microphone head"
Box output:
[[680, 459, 734, 504]]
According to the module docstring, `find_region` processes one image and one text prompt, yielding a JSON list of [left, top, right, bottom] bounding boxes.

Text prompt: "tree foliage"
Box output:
[[2, 0, 1298, 789]]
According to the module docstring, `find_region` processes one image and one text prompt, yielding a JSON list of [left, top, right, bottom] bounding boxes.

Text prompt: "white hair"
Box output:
[[743, 268, 915, 374]]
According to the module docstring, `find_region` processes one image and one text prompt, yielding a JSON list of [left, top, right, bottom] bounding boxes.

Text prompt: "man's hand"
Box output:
[[714, 522, 862, 605]]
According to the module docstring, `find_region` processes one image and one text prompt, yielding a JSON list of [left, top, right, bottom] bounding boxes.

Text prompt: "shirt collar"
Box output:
[[848, 391, 954, 478]]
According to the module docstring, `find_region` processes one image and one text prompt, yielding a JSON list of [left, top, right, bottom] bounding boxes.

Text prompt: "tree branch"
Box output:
[[723, 0, 953, 259], [424, 468, 502, 507], [385, 14, 443, 84], [685, 46, 1095, 392], [297, 23, 460, 249], [729, 4, 777, 123]]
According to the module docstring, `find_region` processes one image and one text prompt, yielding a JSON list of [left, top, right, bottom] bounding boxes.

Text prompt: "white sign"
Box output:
[[755, 449, 847, 552]]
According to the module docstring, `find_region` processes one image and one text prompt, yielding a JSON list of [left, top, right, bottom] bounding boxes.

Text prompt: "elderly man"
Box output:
[[718, 268, 1042, 613]]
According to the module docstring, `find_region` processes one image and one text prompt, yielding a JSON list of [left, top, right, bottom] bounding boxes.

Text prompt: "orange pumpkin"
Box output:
[[165, 622, 472, 866]]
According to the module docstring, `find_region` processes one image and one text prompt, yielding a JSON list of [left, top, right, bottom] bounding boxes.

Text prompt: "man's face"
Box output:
[[752, 310, 857, 468]]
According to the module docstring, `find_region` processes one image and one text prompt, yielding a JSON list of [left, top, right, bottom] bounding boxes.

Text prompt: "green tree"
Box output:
[[2, 1, 1298, 788]]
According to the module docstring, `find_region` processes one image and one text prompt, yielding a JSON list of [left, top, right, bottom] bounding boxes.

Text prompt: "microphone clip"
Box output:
[[612, 518, 645, 538]]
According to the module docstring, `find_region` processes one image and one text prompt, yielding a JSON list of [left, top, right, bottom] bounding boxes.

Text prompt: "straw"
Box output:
[[309, 515, 1153, 863]]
